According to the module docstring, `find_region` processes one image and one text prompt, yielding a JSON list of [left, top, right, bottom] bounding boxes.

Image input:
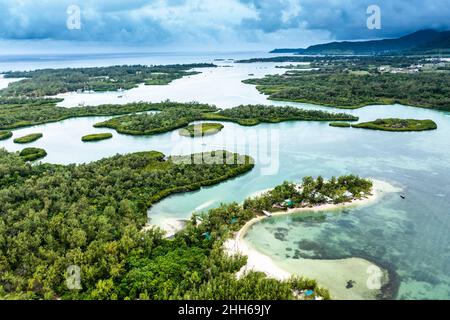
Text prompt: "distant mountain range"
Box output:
[[271, 30, 450, 55]]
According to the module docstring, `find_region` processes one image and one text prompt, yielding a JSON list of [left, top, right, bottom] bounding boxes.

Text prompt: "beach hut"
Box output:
[[229, 217, 238, 224], [283, 199, 294, 208], [305, 290, 314, 297], [343, 191, 353, 198], [202, 232, 212, 241]]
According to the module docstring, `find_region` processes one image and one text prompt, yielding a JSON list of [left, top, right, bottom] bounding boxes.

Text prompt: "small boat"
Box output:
[[262, 210, 272, 217], [400, 195, 406, 199]]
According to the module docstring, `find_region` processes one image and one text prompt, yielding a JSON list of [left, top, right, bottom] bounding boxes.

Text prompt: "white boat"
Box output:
[[262, 210, 272, 217]]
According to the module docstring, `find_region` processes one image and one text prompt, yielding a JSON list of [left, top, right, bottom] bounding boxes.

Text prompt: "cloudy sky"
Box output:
[[0, 0, 449, 53]]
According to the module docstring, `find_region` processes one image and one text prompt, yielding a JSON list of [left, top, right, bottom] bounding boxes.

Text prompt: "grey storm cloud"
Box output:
[[239, 0, 450, 39], [0, 0, 449, 45], [0, 0, 174, 43]]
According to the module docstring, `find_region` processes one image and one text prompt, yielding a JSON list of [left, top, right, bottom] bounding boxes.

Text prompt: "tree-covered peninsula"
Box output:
[[93, 103, 218, 135], [0, 149, 331, 300], [243, 175, 373, 212], [1, 64, 215, 97], [0, 101, 214, 130], [241, 56, 450, 111], [94, 104, 358, 135], [203, 104, 358, 125]]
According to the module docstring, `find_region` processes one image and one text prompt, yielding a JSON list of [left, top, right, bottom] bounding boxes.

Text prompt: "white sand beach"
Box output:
[[224, 179, 401, 300], [143, 218, 187, 238]]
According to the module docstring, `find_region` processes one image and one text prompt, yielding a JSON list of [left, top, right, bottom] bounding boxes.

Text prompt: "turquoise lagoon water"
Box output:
[[0, 53, 449, 299], [149, 105, 450, 300]]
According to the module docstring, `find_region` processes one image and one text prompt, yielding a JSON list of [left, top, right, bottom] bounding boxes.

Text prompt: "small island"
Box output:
[[0, 130, 13, 140], [329, 122, 351, 128], [243, 175, 373, 212], [19, 147, 47, 161], [221, 175, 398, 300], [179, 123, 224, 137], [81, 133, 113, 142], [352, 118, 437, 132], [13, 133, 43, 144]]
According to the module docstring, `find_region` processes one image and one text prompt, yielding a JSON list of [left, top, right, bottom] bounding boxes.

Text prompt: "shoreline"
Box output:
[[224, 179, 401, 300]]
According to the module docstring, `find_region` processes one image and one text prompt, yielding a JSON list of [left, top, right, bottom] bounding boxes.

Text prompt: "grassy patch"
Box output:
[[329, 122, 352, 128], [352, 118, 437, 131], [179, 123, 224, 137], [19, 147, 47, 161], [0, 130, 13, 140], [13, 133, 43, 144], [82, 133, 113, 142]]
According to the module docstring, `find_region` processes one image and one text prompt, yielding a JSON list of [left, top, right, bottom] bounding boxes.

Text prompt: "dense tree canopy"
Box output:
[[0, 101, 217, 130], [94, 104, 217, 135], [0, 149, 332, 300], [0, 149, 255, 299], [242, 57, 450, 111], [244, 175, 373, 212], [95, 104, 358, 135], [1, 64, 215, 97]]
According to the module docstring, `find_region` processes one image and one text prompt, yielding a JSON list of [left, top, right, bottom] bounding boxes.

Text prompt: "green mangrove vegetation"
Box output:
[[0, 149, 330, 300], [352, 118, 438, 132], [236, 56, 423, 66], [95, 104, 358, 136], [244, 71, 450, 110], [243, 175, 373, 213], [13, 133, 43, 144], [241, 56, 450, 111], [0, 100, 214, 130], [329, 122, 351, 128], [19, 147, 47, 161], [0, 130, 12, 140], [179, 123, 224, 137], [204, 104, 358, 125], [82, 133, 113, 142], [93, 103, 218, 135], [1, 64, 215, 97]]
